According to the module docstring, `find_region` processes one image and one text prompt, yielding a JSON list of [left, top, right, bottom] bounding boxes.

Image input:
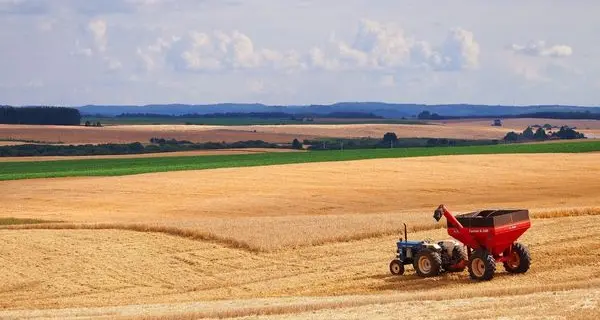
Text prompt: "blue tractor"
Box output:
[[389, 224, 468, 277]]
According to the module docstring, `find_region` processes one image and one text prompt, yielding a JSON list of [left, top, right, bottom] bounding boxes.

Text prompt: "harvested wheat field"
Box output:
[[2, 153, 600, 251], [1, 214, 599, 318], [1, 153, 600, 319]]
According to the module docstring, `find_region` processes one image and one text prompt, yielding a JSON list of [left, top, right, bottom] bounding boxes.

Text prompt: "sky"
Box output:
[[1, 0, 599, 106]]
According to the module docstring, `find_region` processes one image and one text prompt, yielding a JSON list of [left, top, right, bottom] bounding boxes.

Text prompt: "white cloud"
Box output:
[[166, 30, 304, 72], [337, 19, 411, 69], [105, 57, 122, 71], [0, 1, 597, 106], [307, 47, 339, 70], [159, 20, 480, 75], [136, 47, 155, 71], [510, 40, 573, 58], [88, 18, 107, 52], [441, 28, 480, 70], [334, 20, 480, 71]]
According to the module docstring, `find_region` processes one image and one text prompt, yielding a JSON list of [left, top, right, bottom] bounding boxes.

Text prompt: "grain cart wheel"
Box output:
[[503, 242, 531, 274], [446, 246, 468, 272], [468, 249, 496, 281], [389, 260, 405, 275], [413, 249, 442, 277]]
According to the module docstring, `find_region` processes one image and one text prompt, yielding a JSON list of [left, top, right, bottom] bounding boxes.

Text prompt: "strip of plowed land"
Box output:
[[0, 124, 314, 144], [0, 215, 599, 318]]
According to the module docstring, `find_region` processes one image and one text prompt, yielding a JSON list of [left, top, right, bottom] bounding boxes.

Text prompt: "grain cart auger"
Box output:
[[433, 204, 532, 281]]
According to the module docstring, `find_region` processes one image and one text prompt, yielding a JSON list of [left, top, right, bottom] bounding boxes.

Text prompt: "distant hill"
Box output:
[[76, 102, 600, 118]]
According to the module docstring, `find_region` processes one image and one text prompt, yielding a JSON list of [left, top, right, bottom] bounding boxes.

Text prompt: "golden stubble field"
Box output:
[[1, 118, 598, 144], [1, 153, 600, 319]]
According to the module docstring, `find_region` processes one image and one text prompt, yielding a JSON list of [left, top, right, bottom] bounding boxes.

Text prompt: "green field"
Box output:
[[1, 140, 598, 181], [82, 116, 427, 126]]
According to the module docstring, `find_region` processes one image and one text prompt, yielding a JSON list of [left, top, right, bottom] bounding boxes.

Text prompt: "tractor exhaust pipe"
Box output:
[[404, 223, 407, 243]]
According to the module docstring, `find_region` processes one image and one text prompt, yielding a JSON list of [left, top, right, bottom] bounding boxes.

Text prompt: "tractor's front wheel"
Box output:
[[503, 242, 531, 274], [468, 249, 496, 281], [413, 249, 442, 277], [389, 260, 404, 275]]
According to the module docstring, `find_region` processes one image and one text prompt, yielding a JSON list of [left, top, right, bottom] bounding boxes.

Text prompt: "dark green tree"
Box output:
[[417, 110, 431, 119], [533, 128, 548, 140], [522, 127, 535, 139], [503, 131, 520, 142], [0, 106, 80, 125], [291, 138, 303, 149], [552, 126, 585, 139], [382, 132, 398, 143]]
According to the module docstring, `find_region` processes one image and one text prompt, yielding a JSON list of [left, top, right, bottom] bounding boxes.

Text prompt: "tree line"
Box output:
[[503, 126, 586, 142], [115, 111, 383, 119], [0, 106, 81, 125], [302, 132, 500, 150], [416, 110, 600, 121], [0, 138, 285, 157]]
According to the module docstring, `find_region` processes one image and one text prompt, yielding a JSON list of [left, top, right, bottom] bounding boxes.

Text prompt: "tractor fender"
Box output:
[[438, 240, 461, 257], [423, 243, 442, 251]]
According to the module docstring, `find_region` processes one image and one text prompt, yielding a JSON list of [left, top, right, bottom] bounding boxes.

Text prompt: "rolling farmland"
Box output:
[[2, 118, 599, 145], [1, 139, 599, 318], [1, 140, 599, 180]]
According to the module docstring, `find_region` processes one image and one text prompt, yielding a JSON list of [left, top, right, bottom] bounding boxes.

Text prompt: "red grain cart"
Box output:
[[433, 205, 532, 281]]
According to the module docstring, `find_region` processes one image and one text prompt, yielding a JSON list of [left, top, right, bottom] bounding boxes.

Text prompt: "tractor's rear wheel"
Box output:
[[389, 260, 404, 275], [446, 245, 468, 272], [468, 249, 496, 281], [503, 242, 531, 274], [413, 249, 442, 277]]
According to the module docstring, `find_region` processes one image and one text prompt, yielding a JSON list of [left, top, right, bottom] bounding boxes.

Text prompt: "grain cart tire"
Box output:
[[503, 242, 531, 274], [468, 249, 496, 281], [389, 260, 404, 275], [413, 249, 442, 277], [446, 246, 468, 272]]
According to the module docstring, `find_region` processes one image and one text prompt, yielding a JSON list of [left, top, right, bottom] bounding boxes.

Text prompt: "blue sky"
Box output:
[[1, 0, 598, 106]]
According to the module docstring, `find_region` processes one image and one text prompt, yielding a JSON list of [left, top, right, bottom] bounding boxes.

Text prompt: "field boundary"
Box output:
[[1, 140, 599, 181]]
